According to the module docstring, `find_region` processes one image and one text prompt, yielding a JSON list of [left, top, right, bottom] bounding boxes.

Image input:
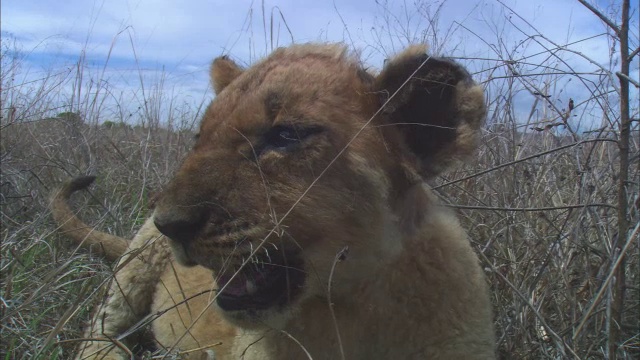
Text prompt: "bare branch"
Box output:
[[617, 71, 640, 88], [628, 46, 639, 61], [577, 0, 620, 34], [449, 203, 616, 212], [435, 139, 618, 190]]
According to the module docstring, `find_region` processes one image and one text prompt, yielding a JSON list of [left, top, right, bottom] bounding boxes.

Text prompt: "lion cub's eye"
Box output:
[[261, 125, 321, 153]]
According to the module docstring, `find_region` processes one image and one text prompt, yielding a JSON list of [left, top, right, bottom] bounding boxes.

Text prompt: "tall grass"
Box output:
[[1, 1, 638, 359], [0, 33, 200, 359]]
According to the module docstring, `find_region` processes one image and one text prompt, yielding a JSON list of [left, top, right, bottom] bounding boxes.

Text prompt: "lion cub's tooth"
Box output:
[[246, 279, 257, 295]]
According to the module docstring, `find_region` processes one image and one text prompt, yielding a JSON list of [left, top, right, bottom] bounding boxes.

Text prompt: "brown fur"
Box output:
[[53, 43, 495, 359]]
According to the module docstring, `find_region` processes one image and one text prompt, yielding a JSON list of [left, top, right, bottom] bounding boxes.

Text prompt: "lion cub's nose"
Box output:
[[153, 208, 207, 245]]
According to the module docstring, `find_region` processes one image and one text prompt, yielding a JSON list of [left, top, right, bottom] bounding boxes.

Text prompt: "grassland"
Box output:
[[1, 2, 638, 359]]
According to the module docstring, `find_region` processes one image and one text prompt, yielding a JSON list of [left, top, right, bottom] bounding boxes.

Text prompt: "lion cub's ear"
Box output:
[[375, 45, 486, 178], [211, 56, 244, 95]]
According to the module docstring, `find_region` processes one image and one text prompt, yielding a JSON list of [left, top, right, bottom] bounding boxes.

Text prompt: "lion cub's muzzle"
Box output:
[[153, 205, 307, 313]]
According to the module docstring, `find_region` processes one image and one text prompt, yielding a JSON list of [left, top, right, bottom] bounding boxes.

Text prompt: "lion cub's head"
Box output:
[[153, 43, 485, 326]]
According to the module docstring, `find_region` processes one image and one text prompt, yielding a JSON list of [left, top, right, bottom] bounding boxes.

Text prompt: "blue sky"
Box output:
[[2, 0, 638, 129]]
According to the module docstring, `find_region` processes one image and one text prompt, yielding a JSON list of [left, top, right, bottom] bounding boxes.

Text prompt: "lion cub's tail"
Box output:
[[51, 176, 128, 261]]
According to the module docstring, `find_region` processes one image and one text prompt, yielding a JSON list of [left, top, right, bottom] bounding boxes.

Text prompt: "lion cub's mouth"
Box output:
[[215, 252, 305, 311]]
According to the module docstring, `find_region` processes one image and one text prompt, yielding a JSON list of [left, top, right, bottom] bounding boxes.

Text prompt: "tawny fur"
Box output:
[[52, 180, 234, 359], [51, 176, 127, 260], [53, 43, 495, 359]]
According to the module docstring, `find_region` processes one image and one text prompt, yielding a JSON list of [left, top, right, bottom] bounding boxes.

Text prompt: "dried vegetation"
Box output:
[[1, 0, 638, 359]]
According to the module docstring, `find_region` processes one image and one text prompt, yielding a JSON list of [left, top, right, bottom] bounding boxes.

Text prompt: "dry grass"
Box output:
[[442, 130, 638, 359], [0, 116, 196, 359], [1, 1, 639, 359]]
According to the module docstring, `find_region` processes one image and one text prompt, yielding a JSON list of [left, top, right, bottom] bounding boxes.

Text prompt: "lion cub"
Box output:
[[53, 43, 495, 359]]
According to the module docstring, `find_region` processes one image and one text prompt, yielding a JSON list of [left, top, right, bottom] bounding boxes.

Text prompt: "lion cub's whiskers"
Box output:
[[263, 247, 272, 264]]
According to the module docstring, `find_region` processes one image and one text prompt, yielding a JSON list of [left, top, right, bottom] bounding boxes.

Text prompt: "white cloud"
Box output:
[[2, 0, 637, 128], [3, 0, 626, 65]]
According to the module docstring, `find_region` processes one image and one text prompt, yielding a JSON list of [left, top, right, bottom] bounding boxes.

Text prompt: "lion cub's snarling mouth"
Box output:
[[173, 227, 307, 312], [215, 252, 305, 311]]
